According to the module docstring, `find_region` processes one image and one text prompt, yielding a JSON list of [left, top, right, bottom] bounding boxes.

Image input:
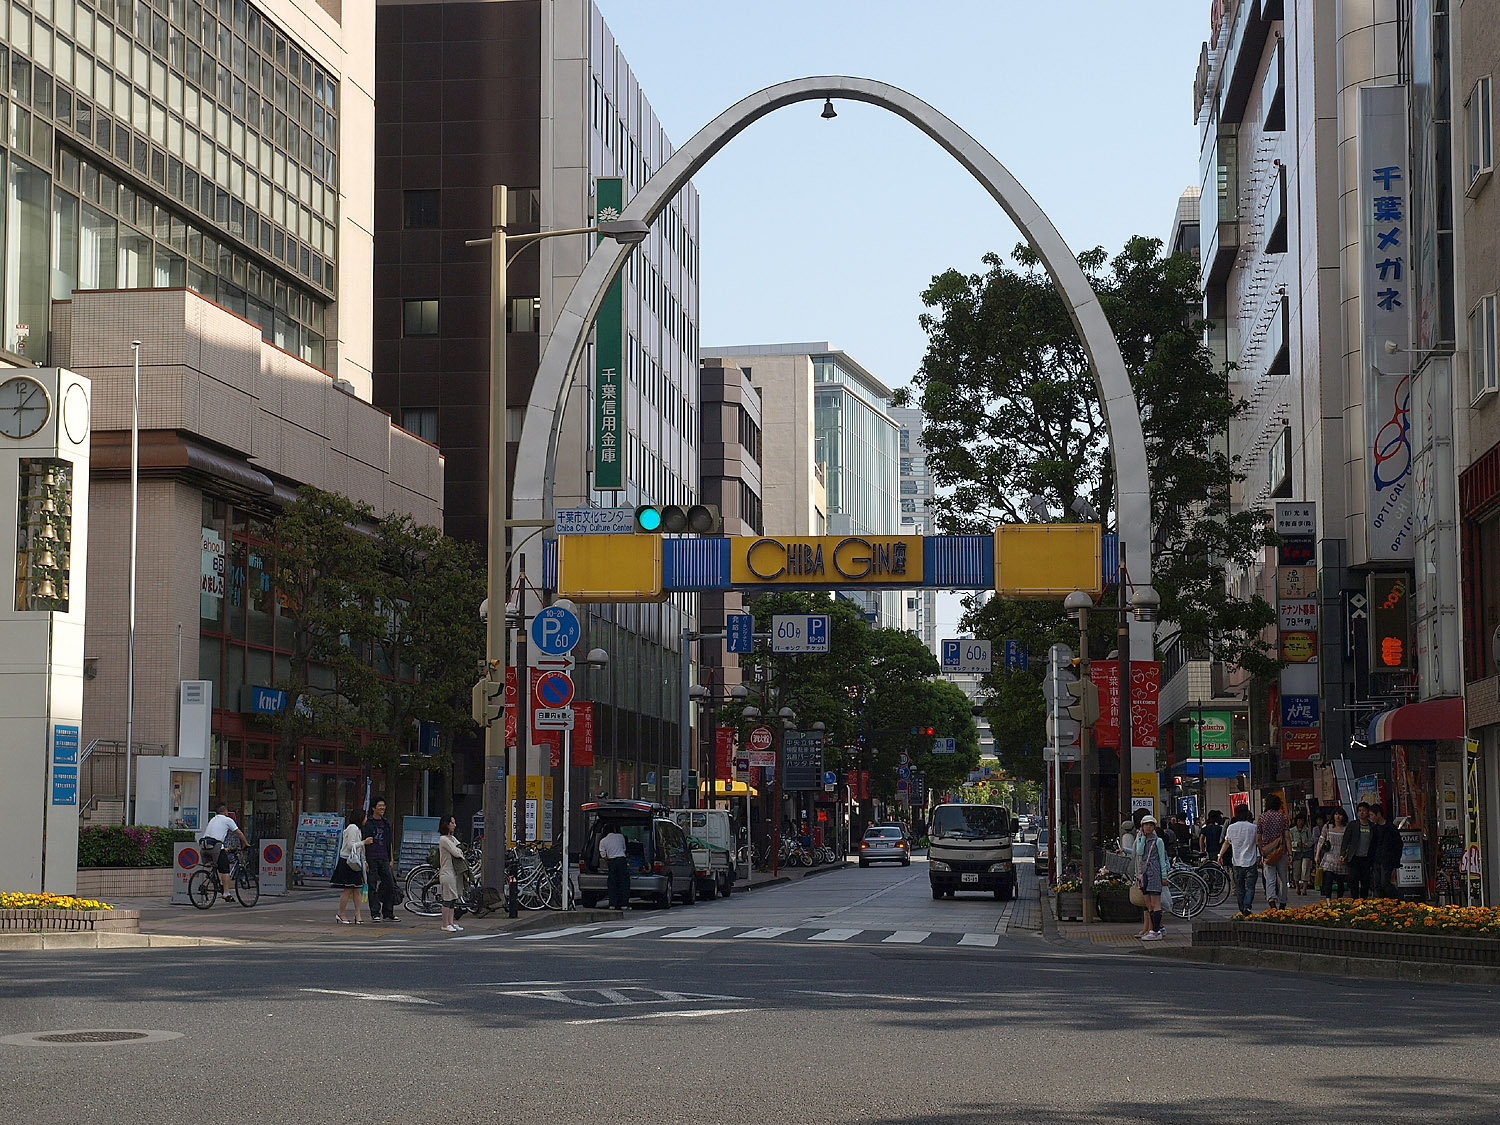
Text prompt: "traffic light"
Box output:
[[633, 503, 722, 534], [909, 726, 935, 736], [1064, 677, 1100, 726]]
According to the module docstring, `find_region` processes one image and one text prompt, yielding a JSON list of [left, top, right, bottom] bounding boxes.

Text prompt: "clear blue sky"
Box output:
[[595, 1, 1209, 633]]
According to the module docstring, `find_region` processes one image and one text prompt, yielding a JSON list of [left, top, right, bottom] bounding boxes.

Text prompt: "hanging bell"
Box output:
[[40, 496, 57, 514], [38, 522, 58, 541], [34, 548, 56, 569], [34, 578, 56, 599]]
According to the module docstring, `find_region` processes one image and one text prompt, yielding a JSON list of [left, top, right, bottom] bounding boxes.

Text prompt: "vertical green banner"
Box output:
[[593, 177, 625, 491]]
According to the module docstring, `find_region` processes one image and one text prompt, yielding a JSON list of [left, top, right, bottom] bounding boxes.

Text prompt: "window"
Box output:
[[507, 295, 539, 333], [402, 188, 438, 228], [504, 187, 539, 225], [401, 407, 438, 443], [1470, 294, 1497, 402], [1468, 76, 1493, 196], [402, 298, 437, 337]]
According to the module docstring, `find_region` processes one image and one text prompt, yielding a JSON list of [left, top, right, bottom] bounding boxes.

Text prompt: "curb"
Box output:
[[0, 932, 238, 950], [1149, 942, 1500, 985], [505, 908, 622, 933]]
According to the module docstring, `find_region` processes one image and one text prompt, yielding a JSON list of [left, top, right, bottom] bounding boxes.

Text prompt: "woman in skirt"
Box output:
[[331, 808, 373, 924], [1133, 814, 1170, 941], [437, 815, 466, 932]]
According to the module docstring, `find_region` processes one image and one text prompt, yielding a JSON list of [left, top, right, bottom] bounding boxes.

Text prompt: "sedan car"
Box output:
[[858, 825, 911, 867], [1035, 828, 1050, 866]]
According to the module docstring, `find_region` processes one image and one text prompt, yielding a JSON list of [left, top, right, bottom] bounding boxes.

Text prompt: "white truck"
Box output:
[[927, 803, 1016, 900], [671, 808, 738, 899]]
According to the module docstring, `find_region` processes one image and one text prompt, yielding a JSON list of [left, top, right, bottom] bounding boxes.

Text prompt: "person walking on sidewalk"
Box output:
[[1198, 811, 1225, 865], [1371, 804, 1403, 899], [331, 808, 372, 925], [1342, 801, 1377, 898], [364, 797, 398, 923], [437, 815, 467, 932], [1220, 805, 1260, 915], [600, 827, 630, 910], [1134, 815, 1170, 941], [1317, 808, 1351, 899], [1256, 795, 1292, 909], [1289, 813, 1315, 896]]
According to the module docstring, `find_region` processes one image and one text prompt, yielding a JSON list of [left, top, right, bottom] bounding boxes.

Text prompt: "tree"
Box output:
[[263, 487, 385, 843], [896, 237, 1278, 675]]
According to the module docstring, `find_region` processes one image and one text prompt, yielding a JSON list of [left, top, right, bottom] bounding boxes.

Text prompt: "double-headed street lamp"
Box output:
[[688, 678, 749, 812], [470, 185, 648, 884], [741, 700, 797, 876]]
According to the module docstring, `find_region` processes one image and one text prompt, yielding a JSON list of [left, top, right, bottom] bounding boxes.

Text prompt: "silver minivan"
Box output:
[[576, 800, 699, 908]]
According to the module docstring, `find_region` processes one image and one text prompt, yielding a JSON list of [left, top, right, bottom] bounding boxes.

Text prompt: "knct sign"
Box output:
[[730, 536, 924, 586]]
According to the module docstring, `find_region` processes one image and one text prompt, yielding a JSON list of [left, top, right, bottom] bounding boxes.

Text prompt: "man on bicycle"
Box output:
[[201, 803, 249, 891]]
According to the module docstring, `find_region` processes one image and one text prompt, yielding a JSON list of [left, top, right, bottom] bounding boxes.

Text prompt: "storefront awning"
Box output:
[[1367, 696, 1466, 744], [712, 779, 758, 797]]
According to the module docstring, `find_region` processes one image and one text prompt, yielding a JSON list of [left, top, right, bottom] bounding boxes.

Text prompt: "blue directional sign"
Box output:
[[1004, 639, 1027, 672], [531, 606, 581, 655], [823, 770, 838, 787], [726, 613, 754, 654], [52, 725, 79, 806], [806, 614, 829, 651]]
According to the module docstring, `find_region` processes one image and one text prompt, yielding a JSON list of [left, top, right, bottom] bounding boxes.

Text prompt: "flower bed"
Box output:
[[0, 893, 138, 934], [1242, 899, 1500, 936], [1, 892, 113, 910]]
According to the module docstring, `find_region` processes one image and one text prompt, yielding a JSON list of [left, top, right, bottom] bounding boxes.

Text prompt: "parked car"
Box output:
[[576, 800, 698, 908], [858, 824, 911, 867], [1036, 828, 1050, 866]]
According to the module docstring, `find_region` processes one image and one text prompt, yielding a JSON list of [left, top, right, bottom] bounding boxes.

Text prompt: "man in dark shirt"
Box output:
[[1371, 805, 1403, 898], [365, 797, 398, 922], [1341, 801, 1377, 898], [1199, 811, 1226, 861]]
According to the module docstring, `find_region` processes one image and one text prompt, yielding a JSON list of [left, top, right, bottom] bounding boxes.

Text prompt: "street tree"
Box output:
[[895, 237, 1278, 675]]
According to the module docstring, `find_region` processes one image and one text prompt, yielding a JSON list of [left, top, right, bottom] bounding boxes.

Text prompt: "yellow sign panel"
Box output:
[[1131, 772, 1157, 798], [729, 535, 924, 585], [557, 534, 664, 602], [994, 523, 1102, 598], [505, 776, 554, 846]]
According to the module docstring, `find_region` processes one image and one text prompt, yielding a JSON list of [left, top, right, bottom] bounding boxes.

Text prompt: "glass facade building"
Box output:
[[0, 0, 338, 365]]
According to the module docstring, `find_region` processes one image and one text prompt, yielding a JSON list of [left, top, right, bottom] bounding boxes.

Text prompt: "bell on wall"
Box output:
[[38, 522, 58, 541], [34, 548, 56, 569], [34, 578, 56, 599]]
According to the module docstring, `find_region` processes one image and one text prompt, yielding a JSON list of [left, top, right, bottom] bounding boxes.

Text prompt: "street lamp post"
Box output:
[[561, 645, 609, 911], [125, 339, 141, 825], [1064, 591, 1095, 922], [689, 680, 749, 814], [469, 185, 647, 884]]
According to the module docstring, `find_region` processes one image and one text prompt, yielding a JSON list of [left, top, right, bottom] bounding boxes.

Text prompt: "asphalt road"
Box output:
[[5, 854, 1500, 1124]]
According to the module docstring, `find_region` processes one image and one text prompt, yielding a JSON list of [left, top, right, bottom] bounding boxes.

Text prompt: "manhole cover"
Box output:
[[0, 1029, 183, 1047]]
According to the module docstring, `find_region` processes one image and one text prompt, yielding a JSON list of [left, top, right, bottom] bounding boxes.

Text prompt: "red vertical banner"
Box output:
[[1087, 661, 1160, 750], [715, 728, 736, 777], [573, 701, 595, 767], [503, 666, 518, 749]]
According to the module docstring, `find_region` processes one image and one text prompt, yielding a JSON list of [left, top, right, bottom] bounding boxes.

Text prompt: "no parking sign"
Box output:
[[172, 843, 201, 904]]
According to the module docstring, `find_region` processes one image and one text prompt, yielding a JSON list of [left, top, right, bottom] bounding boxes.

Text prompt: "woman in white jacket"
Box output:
[[437, 815, 467, 932], [331, 808, 372, 925]]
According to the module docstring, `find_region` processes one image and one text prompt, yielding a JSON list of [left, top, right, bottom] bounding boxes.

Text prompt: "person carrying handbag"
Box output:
[[331, 808, 373, 925], [1256, 794, 1293, 909], [1132, 815, 1170, 941]]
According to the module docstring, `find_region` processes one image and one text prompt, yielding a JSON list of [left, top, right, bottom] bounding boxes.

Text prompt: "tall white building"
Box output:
[[889, 405, 938, 653]]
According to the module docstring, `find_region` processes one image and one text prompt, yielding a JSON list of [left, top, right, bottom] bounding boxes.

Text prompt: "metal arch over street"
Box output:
[[512, 75, 1154, 660]]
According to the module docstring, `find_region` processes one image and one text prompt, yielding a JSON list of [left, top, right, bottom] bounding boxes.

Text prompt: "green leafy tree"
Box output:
[[895, 237, 1278, 676]]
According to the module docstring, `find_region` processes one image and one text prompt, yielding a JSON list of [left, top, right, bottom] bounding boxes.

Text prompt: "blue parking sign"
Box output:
[[727, 614, 754, 654]]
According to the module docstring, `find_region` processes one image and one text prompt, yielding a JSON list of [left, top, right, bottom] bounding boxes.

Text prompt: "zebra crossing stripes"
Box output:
[[956, 933, 1000, 947], [498, 923, 1008, 949], [732, 926, 797, 939], [808, 928, 863, 942], [662, 926, 730, 939], [882, 930, 931, 944], [592, 926, 664, 939]]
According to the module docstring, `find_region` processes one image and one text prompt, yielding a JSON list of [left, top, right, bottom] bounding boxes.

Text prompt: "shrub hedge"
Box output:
[[77, 826, 197, 868]]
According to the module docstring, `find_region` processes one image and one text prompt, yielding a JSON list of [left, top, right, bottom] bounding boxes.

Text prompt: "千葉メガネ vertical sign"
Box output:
[[1359, 86, 1414, 562], [593, 177, 625, 490]]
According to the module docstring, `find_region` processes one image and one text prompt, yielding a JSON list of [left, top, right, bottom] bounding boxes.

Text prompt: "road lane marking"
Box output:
[[494, 986, 747, 1009], [299, 988, 433, 1004], [793, 989, 966, 1004], [592, 926, 665, 939], [565, 1008, 754, 1025], [515, 924, 608, 941], [732, 927, 796, 939], [957, 933, 1001, 947], [882, 930, 931, 944], [808, 928, 863, 942], [450, 933, 503, 942], [662, 926, 729, 939]]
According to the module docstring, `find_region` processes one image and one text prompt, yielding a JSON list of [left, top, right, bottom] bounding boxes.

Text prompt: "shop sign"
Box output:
[[1278, 599, 1318, 631], [1398, 829, 1425, 888], [592, 178, 625, 490], [1278, 537, 1316, 566], [1280, 631, 1318, 663], [730, 535, 924, 585], [1275, 501, 1317, 537], [1282, 729, 1322, 762], [201, 528, 225, 599], [1183, 710, 1234, 758], [1280, 695, 1319, 728], [1276, 566, 1317, 600]]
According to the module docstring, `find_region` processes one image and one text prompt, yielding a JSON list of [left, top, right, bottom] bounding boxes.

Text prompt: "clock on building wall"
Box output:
[[0, 376, 52, 439]]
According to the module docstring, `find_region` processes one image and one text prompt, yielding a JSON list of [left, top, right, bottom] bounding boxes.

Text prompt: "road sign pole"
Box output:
[[681, 625, 693, 808], [561, 723, 572, 910]]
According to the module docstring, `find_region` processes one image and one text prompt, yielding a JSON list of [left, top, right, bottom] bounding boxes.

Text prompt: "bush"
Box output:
[[77, 826, 197, 868]]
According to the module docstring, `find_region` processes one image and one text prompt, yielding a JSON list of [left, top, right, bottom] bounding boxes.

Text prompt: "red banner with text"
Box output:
[[1087, 660, 1161, 750]]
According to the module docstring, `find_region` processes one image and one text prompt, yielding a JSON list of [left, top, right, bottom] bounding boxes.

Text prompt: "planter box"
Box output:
[[1055, 891, 1084, 921], [0, 909, 141, 934], [1193, 919, 1500, 967], [1095, 887, 1140, 923], [76, 867, 174, 901]]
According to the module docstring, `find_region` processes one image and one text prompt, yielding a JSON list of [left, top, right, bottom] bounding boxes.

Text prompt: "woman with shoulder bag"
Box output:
[[331, 808, 373, 925], [1289, 813, 1315, 895], [1133, 815, 1170, 941], [437, 815, 467, 933], [1256, 794, 1293, 909], [1316, 808, 1351, 899]]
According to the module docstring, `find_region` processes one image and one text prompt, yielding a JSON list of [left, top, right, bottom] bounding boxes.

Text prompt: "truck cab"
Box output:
[[670, 808, 739, 899], [927, 803, 1015, 900]]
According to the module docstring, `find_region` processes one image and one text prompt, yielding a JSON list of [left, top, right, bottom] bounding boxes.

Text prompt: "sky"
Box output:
[[594, 0, 1211, 634]]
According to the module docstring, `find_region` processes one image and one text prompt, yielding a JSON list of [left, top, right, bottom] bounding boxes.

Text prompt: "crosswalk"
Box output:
[[450, 922, 1007, 949]]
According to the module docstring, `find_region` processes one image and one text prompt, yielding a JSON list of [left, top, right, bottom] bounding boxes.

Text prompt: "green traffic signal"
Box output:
[[633, 504, 722, 534], [634, 505, 664, 532]]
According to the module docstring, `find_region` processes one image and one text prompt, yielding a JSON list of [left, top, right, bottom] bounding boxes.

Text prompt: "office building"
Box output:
[[373, 0, 701, 808], [702, 342, 901, 627], [889, 405, 937, 654]]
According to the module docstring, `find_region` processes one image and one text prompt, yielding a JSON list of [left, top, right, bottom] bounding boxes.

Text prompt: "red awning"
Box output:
[[1367, 696, 1466, 744]]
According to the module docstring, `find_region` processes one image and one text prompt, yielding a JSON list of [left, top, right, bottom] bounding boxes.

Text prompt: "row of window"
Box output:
[[401, 186, 541, 231]]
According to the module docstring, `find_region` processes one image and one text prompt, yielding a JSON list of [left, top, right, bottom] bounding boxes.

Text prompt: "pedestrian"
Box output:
[[331, 808, 372, 925], [437, 815, 467, 932], [1341, 801, 1377, 898], [1289, 812, 1315, 896], [1198, 810, 1225, 863], [1133, 814, 1169, 941], [1219, 804, 1260, 915], [1256, 795, 1292, 909], [1317, 808, 1351, 899], [600, 823, 630, 910], [1371, 804, 1403, 899], [364, 797, 398, 923]]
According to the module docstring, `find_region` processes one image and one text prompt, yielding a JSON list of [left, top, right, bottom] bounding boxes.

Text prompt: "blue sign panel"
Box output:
[[940, 639, 960, 667], [418, 720, 441, 756], [531, 606, 581, 655], [1004, 639, 1027, 672], [726, 613, 754, 654], [52, 724, 79, 806], [806, 615, 829, 650], [250, 686, 287, 714], [1281, 695, 1320, 728]]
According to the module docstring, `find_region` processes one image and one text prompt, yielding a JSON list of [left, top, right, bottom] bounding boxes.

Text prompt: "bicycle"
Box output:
[[1163, 862, 1208, 919], [1179, 853, 1231, 908], [403, 840, 482, 913], [188, 845, 259, 909]]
